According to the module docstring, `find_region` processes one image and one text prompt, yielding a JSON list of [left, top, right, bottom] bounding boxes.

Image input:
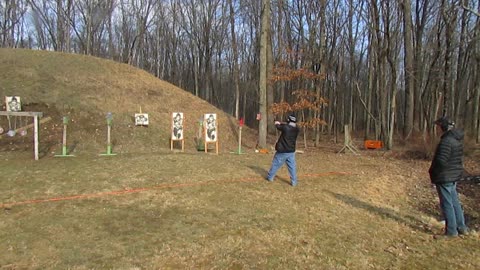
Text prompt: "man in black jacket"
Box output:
[[266, 114, 300, 186], [429, 116, 469, 237]]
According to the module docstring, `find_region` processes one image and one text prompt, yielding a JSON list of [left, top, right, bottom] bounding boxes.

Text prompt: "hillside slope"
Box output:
[[0, 48, 257, 155]]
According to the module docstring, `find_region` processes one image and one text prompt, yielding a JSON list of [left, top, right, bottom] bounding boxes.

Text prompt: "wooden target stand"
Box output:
[[170, 115, 185, 152], [0, 111, 43, 160], [204, 122, 219, 154], [170, 137, 185, 151], [338, 125, 360, 155]]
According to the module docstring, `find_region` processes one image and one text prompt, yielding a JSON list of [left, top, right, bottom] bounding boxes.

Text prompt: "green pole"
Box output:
[[100, 112, 116, 156], [238, 126, 243, 154], [106, 124, 112, 154], [230, 120, 244, 155], [62, 116, 68, 155], [55, 116, 75, 157]]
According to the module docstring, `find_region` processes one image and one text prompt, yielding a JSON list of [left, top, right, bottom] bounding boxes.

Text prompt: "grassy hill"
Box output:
[[0, 48, 256, 155]]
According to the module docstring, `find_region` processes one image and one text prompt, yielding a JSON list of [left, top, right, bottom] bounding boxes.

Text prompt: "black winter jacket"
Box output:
[[429, 129, 464, 184], [275, 123, 300, 153]]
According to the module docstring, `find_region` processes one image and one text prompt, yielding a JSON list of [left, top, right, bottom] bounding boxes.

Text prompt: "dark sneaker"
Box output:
[[458, 228, 470, 236]]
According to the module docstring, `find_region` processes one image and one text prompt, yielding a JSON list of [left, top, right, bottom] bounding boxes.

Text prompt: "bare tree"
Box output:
[[472, 3, 480, 142], [1, 0, 28, 47], [73, 0, 113, 55], [400, 0, 415, 140], [228, 0, 241, 119], [127, 0, 154, 68], [258, 0, 271, 148], [369, 0, 400, 149], [179, 0, 226, 103]]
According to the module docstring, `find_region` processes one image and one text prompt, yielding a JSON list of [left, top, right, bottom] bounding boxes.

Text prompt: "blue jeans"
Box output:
[[267, 152, 297, 186], [435, 182, 467, 236]]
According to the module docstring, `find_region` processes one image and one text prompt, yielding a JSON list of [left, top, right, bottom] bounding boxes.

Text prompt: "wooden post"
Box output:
[[170, 137, 185, 152], [205, 141, 219, 154]]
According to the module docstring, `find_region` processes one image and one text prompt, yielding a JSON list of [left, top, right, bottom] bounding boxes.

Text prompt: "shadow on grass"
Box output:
[[247, 165, 291, 185], [39, 140, 58, 158], [69, 140, 79, 153], [39, 140, 78, 158], [327, 190, 433, 234]]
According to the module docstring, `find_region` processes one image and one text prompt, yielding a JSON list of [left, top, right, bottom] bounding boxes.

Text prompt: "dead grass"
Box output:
[[0, 150, 479, 269]]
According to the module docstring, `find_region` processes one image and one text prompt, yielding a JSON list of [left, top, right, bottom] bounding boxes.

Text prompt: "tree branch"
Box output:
[[355, 82, 378, 123], [461, 5, 480, 18]]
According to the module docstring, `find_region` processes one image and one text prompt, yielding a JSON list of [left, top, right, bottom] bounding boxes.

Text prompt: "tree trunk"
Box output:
[[401, 0, 415, 140], [441, 0, 456, 117], [473, 3, 480, 143], [267, 20, 275, 133], [258, 0, 270, 148], [228, 0, 241, 119], [315, 0, 327, 147]]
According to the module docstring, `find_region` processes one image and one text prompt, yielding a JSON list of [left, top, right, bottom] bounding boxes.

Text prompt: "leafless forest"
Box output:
[[2, 0, 480, 149]]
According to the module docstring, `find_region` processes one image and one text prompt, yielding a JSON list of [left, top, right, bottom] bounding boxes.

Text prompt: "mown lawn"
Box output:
[[1, 150, 479, 269]]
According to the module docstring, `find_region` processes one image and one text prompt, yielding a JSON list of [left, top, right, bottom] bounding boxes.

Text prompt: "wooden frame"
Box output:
[[338, 125, 359, 155], [0, 111, 43, 160], [204, 113, 218, 154], [170, 112, 184, 151]]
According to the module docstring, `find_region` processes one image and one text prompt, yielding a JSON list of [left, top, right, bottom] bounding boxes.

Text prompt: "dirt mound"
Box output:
[[0, 49, 258, 155]]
